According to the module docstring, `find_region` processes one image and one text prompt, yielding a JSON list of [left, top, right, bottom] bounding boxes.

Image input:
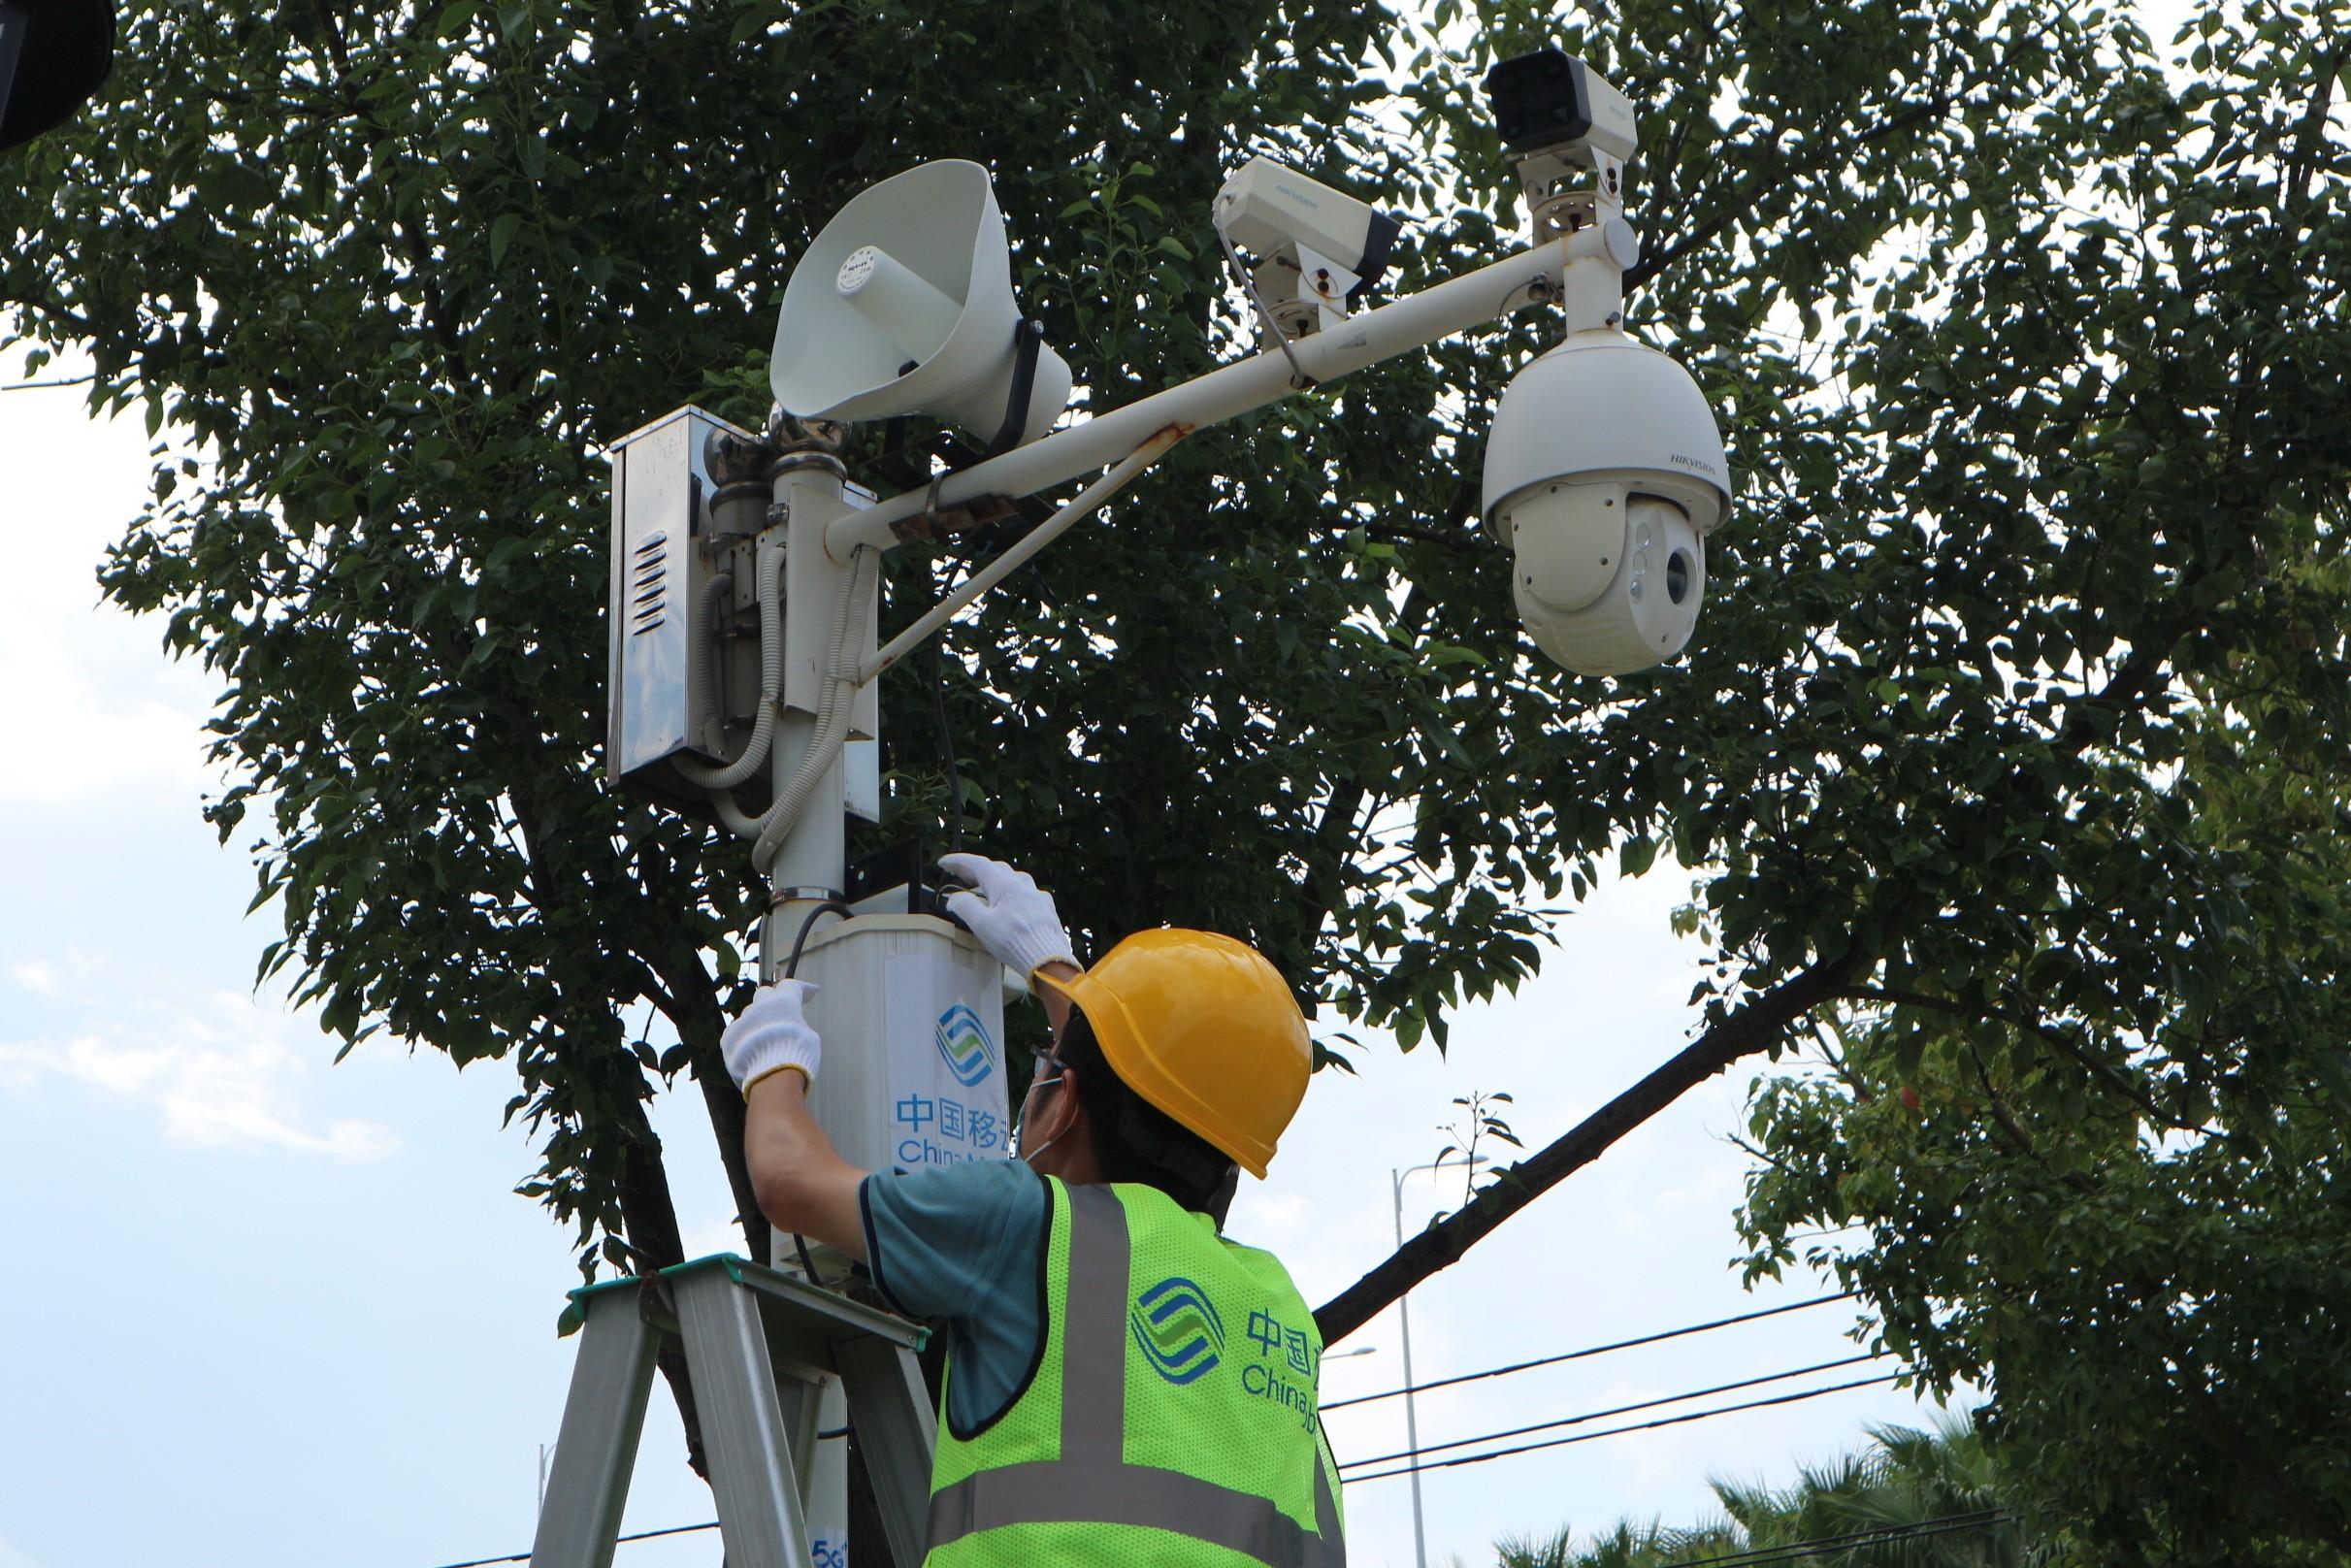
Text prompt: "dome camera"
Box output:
[[1483, 330, 1731, 675]]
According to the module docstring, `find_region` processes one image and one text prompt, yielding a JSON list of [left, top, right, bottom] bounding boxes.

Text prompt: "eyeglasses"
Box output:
[[1029, 1049, 1065, 1094]]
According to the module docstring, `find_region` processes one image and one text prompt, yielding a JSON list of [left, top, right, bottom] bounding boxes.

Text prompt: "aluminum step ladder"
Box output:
[[531, 1253, 935, 1568]]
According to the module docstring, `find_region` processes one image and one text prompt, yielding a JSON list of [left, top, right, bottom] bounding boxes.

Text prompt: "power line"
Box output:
[[432, 1298, 1872, 1560], [432, 1369, 1898, 1561], [1642, 1510, 2013, 1568], [1338, 1354, 1883, 1470], [1340, 1372, 1904, 1485], [430, 1519, 718, 1568], [432, 1429, 1975, 1560], [430, 1456, 1987, 1567], [1321, 1290, 1861, 1412]]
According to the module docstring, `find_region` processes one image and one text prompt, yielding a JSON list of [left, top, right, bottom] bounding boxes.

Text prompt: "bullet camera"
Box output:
[[1215, 157, 1401, 294], [1483, 330, 1731, 675], [1213, 157, 1402, 341]]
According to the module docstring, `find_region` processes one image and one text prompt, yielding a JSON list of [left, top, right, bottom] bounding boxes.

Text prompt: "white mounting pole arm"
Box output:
[[857, 426, 1188, 685], [822, 237, 1576, 561]]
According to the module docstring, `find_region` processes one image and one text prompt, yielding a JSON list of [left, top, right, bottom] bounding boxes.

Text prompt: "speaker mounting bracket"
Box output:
[[980, 318, 1049, 460]]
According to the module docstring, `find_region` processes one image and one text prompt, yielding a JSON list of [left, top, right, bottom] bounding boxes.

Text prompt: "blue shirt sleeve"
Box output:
[[859, 1159, 1050, 1437]]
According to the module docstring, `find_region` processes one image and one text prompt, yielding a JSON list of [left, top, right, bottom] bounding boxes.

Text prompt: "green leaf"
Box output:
[[1618, 835, 1658, 878]]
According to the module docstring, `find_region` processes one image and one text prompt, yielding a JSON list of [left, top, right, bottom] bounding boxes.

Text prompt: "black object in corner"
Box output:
[[1483, 46, 1595, 154], [0, 0, 115, 153]]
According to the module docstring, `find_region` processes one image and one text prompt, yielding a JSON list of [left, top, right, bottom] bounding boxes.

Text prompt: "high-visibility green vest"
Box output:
[[925, 1178, 1347, 1566]]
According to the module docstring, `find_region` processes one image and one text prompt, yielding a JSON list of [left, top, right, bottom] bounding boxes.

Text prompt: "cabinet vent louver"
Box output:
[[629, 530, 669, 634]]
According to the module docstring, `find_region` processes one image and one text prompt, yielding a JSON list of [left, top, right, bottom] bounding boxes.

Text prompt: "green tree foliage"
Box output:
[[1721, 12, 2351, 1560], [4, 0, 2345, 1553], [1494, 1414, 2038, 1567]]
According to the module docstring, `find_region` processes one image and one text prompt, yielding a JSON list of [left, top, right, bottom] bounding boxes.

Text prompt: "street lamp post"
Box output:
[[1390, 1155, 1486, 1568]]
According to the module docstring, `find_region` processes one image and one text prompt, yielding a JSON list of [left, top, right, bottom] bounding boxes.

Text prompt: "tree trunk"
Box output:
[[1314, 951, 1861, 1345]]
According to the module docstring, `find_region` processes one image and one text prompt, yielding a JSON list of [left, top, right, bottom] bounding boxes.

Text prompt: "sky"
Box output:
[[0, 338, 1947, 1568]]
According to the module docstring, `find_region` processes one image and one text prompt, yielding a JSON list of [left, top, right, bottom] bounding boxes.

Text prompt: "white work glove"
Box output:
[[722, 979, 823, 1094], [938, 853, 1080, 981]]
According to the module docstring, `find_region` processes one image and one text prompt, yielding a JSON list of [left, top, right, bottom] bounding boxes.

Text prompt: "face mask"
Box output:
[[1020, 1068, 1067, 1167]]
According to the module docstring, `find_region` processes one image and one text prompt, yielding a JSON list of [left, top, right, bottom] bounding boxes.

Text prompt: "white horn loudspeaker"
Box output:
[[769, 159, 1073, 453]]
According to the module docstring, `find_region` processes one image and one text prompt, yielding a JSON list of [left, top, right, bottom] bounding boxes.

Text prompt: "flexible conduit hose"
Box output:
[[706, 780, 767, 840], [676, 541, 787, 792], [749, 543, 878, 871], [682, 570, 735, 762]]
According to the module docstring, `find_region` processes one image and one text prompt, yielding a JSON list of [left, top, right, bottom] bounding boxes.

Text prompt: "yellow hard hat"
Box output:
[[1035, 928, 1311, 1180]]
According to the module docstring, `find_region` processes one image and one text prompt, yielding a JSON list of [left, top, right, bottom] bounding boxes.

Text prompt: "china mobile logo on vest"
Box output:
[[933, 1003, 996, 1087], [1131, 1277, 1226, 1386]]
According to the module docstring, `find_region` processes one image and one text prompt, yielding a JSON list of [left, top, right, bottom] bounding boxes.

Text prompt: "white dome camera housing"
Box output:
[[1482, 330, 1732, 675]]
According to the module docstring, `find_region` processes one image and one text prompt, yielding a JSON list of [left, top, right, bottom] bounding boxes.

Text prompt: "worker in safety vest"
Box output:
[[726, 852, 1346, 1566]]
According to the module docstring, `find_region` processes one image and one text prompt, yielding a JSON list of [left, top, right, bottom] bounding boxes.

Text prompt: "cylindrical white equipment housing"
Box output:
[[836, 244, 965, 365], [792, 914, 1014, 1181], [1482, 328, 1731, 534]]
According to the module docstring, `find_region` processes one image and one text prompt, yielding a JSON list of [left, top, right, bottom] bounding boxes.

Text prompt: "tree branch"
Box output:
[[1845, 983, 2195, 1132], [2282, 44, 2345, 219], [1295, 587, 1433, 935], [1314, 948, 1862, 1345], [1317, 518, 1494, 553], [1962, 1038, 2100, 1195], [1626, 89, 1955, 293], [645, 927, 772, 1266]]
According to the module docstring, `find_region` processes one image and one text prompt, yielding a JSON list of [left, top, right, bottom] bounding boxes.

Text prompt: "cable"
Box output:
[[928, 585, 965, 854], [679, 541, 787, 793], [428, 1499, 2005, 1568], [777, 896, 853, 1288], [1216, 219, 1318, 390], [782, 899, 854, 980], [1337, 1354, 1882, 1470], [1339, 1372, 1904, 1485], [1637, 1510, 2010, 1568], [750, 543, 879, 868], [430, 1519, 718, 1568], [1322, 1290, 1860, 1412]]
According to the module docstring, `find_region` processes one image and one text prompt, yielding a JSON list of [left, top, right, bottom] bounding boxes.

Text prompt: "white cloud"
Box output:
[[0, 985, 398, 1160], [0, 357, 221, 812], [681, 1213, 757, 1263], [8, 958, 60, 996], [1231, 1188, 1310, 1239]]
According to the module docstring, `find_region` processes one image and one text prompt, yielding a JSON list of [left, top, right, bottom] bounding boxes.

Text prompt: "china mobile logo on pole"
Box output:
[[1131, 1278, 1226, 1386], [934, 1003, 996, 1086]]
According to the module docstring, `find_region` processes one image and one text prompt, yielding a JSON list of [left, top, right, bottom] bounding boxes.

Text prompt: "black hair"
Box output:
[[1056, 1005, 1240, 1223]]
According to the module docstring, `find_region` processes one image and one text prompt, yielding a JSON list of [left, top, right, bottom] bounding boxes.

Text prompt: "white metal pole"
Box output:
[[1390, 1167, 1429, 1568], [1389, 1154, 1486, 1568], [762, 462, 855, 982], [754, 455, 869, 1560], [823, 239, 1570, 560]]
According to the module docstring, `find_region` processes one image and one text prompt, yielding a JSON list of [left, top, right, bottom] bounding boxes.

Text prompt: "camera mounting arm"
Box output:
[[1485, 49, 1643, 334], [820, 237, 1573, 560]]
